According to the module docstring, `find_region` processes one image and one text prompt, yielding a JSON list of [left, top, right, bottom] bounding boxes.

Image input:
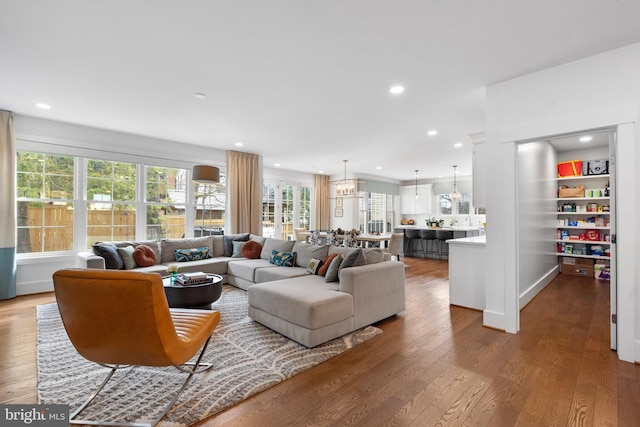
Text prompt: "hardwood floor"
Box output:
[[1, 258, 638, 426]]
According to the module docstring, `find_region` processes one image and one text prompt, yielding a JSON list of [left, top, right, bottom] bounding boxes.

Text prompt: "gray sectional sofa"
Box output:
[[76, 234, 406, 347]]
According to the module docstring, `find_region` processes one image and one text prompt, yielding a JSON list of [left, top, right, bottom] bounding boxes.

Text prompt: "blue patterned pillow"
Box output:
[[175, 247, 212, 262], [269, 250, 297, 267]]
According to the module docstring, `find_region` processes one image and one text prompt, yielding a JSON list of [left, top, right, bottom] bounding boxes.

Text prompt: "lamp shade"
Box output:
[[192, 165, 220, 184]]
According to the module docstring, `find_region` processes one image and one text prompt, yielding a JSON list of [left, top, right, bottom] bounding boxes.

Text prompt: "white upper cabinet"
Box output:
[[400, 184, 432, 214]]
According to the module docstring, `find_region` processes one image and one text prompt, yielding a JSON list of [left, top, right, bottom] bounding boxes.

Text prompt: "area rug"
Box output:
[[37, 285, 381, 426]]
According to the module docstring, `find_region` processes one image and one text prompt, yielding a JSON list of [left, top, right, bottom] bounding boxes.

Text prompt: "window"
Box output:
[[438, 192, 470, 215], [16, 149, 228, 254], [262, 183, 276, 238], [299, 186, 311, 230], [146, 166, 187, 239], [359, 192, 394, 234], [281, 184, 294, 240], [262, 181, 313, 239], [194, 173, 226, 236], [456, 193, 471, 215], [86, 159, 137, 246], [438, 194, 452, 215], [16, 152, 75, 253]]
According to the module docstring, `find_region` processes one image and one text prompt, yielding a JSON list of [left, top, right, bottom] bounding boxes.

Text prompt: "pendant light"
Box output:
[[414, 170, 419, 199], [451, 165, 460, 202]]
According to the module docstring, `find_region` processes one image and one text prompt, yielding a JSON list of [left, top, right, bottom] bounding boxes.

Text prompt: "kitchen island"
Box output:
[[447, 235, 486, 310], [394, 225, 483, 259]]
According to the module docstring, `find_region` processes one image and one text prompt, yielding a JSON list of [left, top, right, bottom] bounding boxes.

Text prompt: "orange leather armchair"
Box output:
[[52, 268, 221, 427]]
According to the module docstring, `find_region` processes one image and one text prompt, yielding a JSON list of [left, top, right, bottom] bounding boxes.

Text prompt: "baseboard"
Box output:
[[519, 265, 560, 310], [634, 339, 640, 364], [17, 280, 54, 296]]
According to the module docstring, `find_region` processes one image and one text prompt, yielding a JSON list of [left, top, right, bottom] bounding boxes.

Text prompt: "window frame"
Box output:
[[15, 147, 226, 257]]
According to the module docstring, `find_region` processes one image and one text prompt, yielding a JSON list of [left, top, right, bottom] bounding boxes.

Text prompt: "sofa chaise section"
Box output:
[[248, 276, 355, 348], [248, 254, 406, 347]]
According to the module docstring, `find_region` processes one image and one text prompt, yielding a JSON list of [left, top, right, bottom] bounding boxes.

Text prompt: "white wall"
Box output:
[[485, 42, 640, 362], [516, 141, 559, 309]]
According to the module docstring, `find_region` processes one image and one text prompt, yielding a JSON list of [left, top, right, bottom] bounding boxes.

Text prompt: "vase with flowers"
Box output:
[[167, 264, 180, 285]]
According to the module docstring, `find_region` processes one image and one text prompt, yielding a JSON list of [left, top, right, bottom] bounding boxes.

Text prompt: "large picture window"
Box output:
[[16, 152, 75, 253], [86, 159, 137, 246], [146, 166, 187, 239], [194, 174, 226, 236], [16, 149, 227, 255]]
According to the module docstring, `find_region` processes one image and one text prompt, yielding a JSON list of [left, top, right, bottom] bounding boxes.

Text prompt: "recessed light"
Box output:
[[318, 170, 324, 174], [389, 86, 405, 95], [235, 142, 243, 147], [193, 93, 207, 99], [274, 163, 281, 167], [427, 130, 438, 136], [579, 136, 592, 142], [35, 103, 51, 110], [454, 142, 463, 148], [375, 166, 382, 170]]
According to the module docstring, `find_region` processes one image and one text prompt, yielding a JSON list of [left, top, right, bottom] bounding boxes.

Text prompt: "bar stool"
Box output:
[[435, 230, 454, 259], [419, 229, 437, 258], [404, 229, 422, 257]]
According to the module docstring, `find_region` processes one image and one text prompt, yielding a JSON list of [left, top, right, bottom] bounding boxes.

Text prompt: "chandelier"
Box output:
[[331, 160, 363, 199]]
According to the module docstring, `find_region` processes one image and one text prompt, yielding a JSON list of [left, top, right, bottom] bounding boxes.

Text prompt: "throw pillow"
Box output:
[[231, 241, 246, 258], [241, 240, 262, 259], [223, 233, 250, 257], [175, 247, 212, 262], [117, 245, 138, 270], [133, 244, 156, 267], [92, 242, 124, 270], [306, 257, 321, 274], [338, 248, 366, 273], [269, 250, 297, 267], [317, 253, 338, 277], [324, 254, 344, 282]]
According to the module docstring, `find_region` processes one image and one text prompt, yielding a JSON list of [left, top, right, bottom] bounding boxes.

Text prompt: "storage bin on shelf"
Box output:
[[583, 159, 609, 175], [558, 185, 584, 198], [557, 160, 583, 177]]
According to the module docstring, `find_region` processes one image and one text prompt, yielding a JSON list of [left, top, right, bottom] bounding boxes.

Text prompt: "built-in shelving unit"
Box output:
[[555, 174, 611, 260]]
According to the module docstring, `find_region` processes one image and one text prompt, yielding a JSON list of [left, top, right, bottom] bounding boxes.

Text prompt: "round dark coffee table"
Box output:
[[162, 274, 223, 309]]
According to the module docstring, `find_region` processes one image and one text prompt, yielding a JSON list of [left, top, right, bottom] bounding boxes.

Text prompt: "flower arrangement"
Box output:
[[426, 217, 445, 228], [167, 264, 180, 285]]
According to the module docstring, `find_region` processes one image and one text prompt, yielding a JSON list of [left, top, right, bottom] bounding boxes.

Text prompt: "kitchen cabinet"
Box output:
[[400, 184, 432, 214]]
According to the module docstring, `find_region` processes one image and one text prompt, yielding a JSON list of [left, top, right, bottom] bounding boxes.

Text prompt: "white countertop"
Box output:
[[396, 225, 482, 231], [446, 235, 486, 246]]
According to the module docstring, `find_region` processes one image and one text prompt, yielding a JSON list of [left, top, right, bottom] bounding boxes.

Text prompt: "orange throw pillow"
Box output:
[[133, 244, 156, 267], [241, 240, 262, 259], [317, 253, 338, 277]]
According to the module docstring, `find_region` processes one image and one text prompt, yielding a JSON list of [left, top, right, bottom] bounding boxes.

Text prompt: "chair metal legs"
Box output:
[[69, 337, 214, 427]]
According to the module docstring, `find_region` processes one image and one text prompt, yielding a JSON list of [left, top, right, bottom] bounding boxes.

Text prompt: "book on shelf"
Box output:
[[174, 272, 210, 285]]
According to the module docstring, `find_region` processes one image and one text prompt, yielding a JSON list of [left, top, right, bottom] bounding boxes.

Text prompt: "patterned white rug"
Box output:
[[37, 285, 381, 426]]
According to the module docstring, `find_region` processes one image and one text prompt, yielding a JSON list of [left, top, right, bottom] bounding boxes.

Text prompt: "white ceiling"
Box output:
[[2, 1, 640, 181]]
